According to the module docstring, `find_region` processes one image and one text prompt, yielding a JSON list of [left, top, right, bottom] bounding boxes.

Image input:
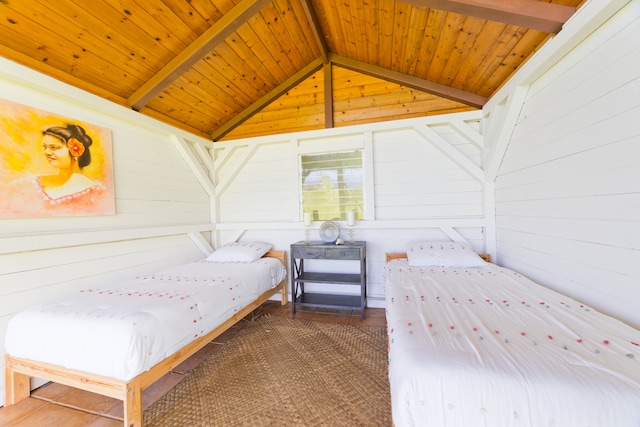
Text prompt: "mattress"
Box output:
[[384, 259, 640, 427], [5, 257, 286, 381]]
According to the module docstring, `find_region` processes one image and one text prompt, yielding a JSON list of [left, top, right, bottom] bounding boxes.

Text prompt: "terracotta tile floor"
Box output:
[[0, 300, 386, 426]]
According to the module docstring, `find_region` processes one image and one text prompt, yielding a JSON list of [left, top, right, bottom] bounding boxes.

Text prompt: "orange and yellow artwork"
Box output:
[[0, 98, 115, 218]]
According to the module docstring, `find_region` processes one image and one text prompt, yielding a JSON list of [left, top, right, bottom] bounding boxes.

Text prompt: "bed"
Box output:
[[4, 242, 287, 427], [384, 241, 640, 427]]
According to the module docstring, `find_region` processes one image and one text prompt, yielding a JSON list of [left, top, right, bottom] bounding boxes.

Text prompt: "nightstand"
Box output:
[[290, 241, 367, 320]]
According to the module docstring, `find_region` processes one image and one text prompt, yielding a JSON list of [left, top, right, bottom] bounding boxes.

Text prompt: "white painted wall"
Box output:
[[212, 114, 489, 306], [485, 0, 640, 328], [0, 58, 214, 404]]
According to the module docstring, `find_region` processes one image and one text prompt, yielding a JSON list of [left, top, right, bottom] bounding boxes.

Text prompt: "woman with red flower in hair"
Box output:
[[37, 124, 103, 201], [4, 124, 109, 216]]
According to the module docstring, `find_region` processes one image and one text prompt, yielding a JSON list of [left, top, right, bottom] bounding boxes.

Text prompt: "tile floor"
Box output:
[[0, 301, 386, 426]]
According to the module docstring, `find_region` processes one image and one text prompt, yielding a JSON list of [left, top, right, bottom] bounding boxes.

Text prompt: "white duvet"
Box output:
[[385, 260, 640, 427], [5, 257, 286, 381]]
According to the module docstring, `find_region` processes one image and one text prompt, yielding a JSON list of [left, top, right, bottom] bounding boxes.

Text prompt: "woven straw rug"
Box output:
[[144, 315, 391, 426]]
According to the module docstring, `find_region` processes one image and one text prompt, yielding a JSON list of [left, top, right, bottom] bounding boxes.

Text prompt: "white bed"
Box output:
[[384, 242, 640, 427], [4, 243, 287, 427]]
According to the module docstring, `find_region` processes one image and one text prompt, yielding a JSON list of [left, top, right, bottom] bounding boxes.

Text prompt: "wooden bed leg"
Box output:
[[4, 365, 31, 404], [281, 282, 288, 305], [123, 379, 143, 427]]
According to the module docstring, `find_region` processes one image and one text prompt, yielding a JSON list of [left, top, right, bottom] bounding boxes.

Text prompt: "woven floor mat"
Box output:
[[144, 315, 390, 426]]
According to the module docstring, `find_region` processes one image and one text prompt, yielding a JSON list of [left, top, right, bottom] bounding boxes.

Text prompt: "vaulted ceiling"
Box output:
[[0, 0, 583, 141]]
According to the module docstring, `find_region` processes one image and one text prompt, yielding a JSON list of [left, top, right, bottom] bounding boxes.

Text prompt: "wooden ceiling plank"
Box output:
[[259, 70, 324, 109], [390, 1, 413, 72], [64, 0, 180, 72], [463, 24, 530, 96], [401, 0, 576, 33], [413, 8, 448, 77], [452, 20, 505, 93], [330, 54, 487, 107], [185, 0, 227, 26], [270, 0, 319, 67], [478, 29, 550, 96], [347, 0, 371, 63], [213, 37, 279, 94], [144, 90, 228, 135], [237, 6, 299, 84], [377, 1, 396, 69], [313, 0, 346, 56], [300, 0, 329, 63], [29, 0, 161, 79], [127, 0, 272, 110], [425, 12, 467, 82], [403, 6, 431, 75], [125, 0, 199, 46], [211, 57, 325, 141], [363, 1, 382, 66], [155, 73, 242, 122], [188, 62, 253, 111], [1, 1, 147, 96], [439, 15, 486, 86], [195, 46, 262, 107], [137, 107, 211, 139], [0, 43, 128, 106], [335, 0, 360, 60], [257, 2, 306, 69], [146, 0, 215, 34]]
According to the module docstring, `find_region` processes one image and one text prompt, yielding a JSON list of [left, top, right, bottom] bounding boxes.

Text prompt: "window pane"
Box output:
[[300, 151, 363, 221]]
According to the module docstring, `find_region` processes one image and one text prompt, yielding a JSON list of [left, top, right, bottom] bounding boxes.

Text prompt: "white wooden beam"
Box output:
[[484, 85, 529, 182], [215, 144, 260, 198], [414, 125, 484, 181], [449, 118, 483, 149], [0, 224, 215, 255], [170, 135, 216, 197]]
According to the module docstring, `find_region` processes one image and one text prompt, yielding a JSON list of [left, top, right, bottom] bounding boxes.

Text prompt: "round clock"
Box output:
[[319, 221, 340, 243]]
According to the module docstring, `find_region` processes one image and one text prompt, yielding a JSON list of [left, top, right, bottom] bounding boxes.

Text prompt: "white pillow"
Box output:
[[206, 241, 272, 262], [406, 241, 487, 267]]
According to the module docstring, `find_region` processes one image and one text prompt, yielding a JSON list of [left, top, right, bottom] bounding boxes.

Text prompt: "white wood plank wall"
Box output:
[[489, 1, 640, 327], [0, 59, 213, 404], [214, 113, 488, 305]]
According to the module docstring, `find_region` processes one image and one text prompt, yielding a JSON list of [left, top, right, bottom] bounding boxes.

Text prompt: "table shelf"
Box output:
[[290, 241, 367, 320]]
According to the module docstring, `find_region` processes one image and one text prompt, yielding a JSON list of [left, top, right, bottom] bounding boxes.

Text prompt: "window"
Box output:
[[300, 150, 363, 221]]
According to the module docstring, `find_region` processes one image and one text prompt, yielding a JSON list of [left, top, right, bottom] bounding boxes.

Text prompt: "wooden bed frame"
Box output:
[[385, 252, 492, 263], [4, 250, 288, 427]]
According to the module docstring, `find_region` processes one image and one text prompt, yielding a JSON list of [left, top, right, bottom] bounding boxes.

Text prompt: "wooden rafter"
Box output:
[[211, 57, 325, 141], [401, 0, 576, 33], [324, 63, 334, 128], [127, 0, 272, 110], [330, 54, 488, 108], [300, 0, 329, 64]]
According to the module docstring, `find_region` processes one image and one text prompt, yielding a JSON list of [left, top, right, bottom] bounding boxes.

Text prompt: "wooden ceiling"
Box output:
[[0, 0, 583, 141]]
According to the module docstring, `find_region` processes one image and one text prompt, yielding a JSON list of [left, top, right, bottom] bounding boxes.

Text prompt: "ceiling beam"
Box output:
[[211, 57, 325, 141], [300, 0, 329, 63], [401, 0, 576, 33], [127, 0, 271, 111], [330, 54, 488, 108], [324, 63, 334, 128]]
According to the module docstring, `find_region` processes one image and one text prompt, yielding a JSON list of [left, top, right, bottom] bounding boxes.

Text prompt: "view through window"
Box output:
[[300, 150, 363, 222]]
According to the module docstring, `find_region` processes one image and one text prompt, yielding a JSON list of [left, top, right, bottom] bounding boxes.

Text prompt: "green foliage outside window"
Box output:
[[300, 150, 363, 222]]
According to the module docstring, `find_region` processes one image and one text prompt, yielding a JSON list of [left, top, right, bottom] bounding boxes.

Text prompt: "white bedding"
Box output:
[[385, 259, 640, 427], [5, 257, 286, 381]]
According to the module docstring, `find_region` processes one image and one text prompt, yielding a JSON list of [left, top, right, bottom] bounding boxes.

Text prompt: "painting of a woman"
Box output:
[[1, 99, 115, 218]]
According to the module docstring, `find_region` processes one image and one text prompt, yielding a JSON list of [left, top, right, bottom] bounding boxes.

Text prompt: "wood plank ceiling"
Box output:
[[0, 0, 583, 141]]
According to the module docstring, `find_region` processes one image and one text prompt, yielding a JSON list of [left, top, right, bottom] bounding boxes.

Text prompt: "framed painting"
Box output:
[[0, 98, 115, 218]]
